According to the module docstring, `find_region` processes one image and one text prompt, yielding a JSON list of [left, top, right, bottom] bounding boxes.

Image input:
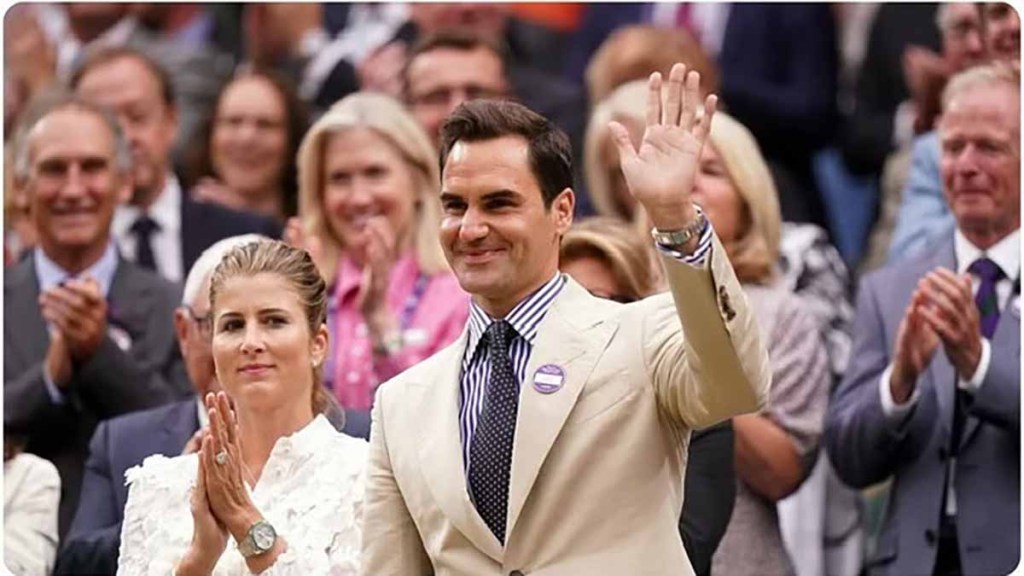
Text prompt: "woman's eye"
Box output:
[[265, 316, 287, 327], [220, 319, 243, 332]]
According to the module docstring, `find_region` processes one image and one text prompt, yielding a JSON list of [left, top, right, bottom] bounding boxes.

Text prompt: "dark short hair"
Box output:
[[402, 29, 510, 101], [439, 100, 573, 207], [70, 45, 175, 108]]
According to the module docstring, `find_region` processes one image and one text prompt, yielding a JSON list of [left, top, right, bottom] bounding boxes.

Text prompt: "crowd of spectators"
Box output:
[[3, 3, 1019, 575]]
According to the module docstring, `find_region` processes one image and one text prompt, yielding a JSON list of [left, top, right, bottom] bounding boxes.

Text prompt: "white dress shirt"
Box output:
[[112, 174, 184, 283]]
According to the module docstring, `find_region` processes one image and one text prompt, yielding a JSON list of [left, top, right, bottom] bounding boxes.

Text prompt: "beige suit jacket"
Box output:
[[362, 236, 771, 576]]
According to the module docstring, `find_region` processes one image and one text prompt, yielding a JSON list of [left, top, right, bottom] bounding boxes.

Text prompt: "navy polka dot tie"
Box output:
[[469, 320, 519, 544]]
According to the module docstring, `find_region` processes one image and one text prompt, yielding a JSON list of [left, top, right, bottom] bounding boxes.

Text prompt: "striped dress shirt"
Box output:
[[458, 220, 714, 471]]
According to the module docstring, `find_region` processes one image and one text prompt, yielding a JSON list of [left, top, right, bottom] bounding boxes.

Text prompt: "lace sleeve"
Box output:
[[117, 455, 196, 576], [256, 449, 366, 576]]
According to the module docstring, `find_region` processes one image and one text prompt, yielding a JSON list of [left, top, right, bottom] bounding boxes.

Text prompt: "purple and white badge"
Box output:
[[533, 364, 566, 394]]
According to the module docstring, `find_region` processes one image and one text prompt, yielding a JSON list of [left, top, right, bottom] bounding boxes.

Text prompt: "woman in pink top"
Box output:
[[291, 92, 469, 413]]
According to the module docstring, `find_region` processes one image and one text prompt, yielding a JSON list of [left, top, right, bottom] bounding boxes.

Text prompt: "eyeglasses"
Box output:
[[182, 305, 212, 336], [409, 85, 508, 109]]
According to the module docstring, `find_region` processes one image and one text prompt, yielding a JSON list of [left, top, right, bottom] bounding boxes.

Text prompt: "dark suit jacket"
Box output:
[[826, 237, 1020, 575], [680, 421, 735, 576], [180, 194, 283, 275], [840, 3, 942, 176], [566, 3, 837, 224], [54, 399, 200, 576], [4, 254, 189, 537]]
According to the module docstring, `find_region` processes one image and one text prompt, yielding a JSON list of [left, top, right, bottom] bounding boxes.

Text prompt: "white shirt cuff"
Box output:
[[958, 339, 991, 394], [42, 366, 67, 405], [879, 364, 919, 422], [654, 219, 714, 268]]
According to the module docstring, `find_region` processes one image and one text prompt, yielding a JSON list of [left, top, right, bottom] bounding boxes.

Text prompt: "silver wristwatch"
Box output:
[[650, 205, 707, 248], [237, 519, 277, 558]]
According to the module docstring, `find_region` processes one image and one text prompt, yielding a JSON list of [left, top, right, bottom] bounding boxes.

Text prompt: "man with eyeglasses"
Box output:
[[52, 234, 263, 575], [402, 29, 594, 216]]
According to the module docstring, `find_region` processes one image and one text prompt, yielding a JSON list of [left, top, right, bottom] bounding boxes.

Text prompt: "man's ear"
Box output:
[[173, 307, 189, 354], [552, 188, 575, 235]]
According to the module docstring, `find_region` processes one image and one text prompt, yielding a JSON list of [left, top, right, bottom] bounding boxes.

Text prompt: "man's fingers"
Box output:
[[662, 63, 686, 126], [918, 305, 959, 344], [646, 72, 663, 127], [693, 94, 718, 146], [678, 69, 700, 130], [608, 121, 639, 165]]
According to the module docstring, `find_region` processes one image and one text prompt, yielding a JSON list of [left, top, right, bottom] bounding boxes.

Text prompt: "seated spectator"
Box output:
[[71, 46, 282, 283], [4, 438, 60, 576], [827, 62, 1020, 576], [290, 92, 469, 421], [583, 24, 718, 106], [117, 240, 368, 575], [560, 217, 735, 576], [888, 3, 1019, 262], [184, 69, 309, 223], [4, 91, 186, 537], [4, 143, 35, 264], [52, 234, 262, 576]]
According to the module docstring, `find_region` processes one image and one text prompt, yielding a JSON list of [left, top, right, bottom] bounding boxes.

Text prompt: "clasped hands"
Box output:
[[179, 392, 262, 574], [891, 268, 982, 403], [39, 277, 107, 388], [609, 62, 718, 244]]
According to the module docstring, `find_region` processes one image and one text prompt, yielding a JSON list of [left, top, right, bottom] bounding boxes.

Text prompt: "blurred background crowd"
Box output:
[[2, 3, 1020, 576]]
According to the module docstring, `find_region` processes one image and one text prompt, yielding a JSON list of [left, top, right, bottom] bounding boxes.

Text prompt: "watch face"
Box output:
[[252, 522, 276, 551]]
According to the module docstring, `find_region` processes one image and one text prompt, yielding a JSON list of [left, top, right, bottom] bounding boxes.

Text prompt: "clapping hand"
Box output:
[[39, 277, 108, 362], [608, 63, 717, 234], [891, 287, 941, 403], [201, 392, 260, 542], [284, 217, 327, 275], [353, 216, 399, 331]]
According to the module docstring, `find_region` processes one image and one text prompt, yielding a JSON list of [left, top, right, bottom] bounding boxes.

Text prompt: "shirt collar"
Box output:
[[954, 228, 1020, 280], [464, 272, 566, 363], [113, 173, 183, 238], [34, 239, 119, 297]]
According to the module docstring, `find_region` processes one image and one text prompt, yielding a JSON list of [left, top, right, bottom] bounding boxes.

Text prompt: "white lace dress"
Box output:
[[117, 415, 367, 575]]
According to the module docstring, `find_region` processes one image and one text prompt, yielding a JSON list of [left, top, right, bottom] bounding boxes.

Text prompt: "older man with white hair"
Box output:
[[53, 234, 266, 575], [828, 62, 1020, 576]]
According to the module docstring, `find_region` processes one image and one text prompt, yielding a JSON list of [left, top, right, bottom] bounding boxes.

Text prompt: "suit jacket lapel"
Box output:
[[416, 330, 504, 562], [506, 279, 617, 539]]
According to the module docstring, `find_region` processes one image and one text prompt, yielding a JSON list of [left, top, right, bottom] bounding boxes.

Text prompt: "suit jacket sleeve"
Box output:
[[888, 133, 954, 262], [968, 345, 1020, 437], [4, 362, 73, 438], [679, 421, 736, 576], [4, 454, 61, 576], [55, 421, 122, 576], [360, 391, 432, 576], [825, 275, 929, 488], [645, 234, 771, 430]]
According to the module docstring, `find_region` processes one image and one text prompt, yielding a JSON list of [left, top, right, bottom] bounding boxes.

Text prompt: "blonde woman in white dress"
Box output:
[[118, 240, 368, 575]]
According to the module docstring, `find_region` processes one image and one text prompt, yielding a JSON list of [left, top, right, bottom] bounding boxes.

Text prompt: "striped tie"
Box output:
[[969, 257, 1004, 339]]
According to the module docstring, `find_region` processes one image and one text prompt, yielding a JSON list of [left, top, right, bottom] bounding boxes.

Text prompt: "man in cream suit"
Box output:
[[361, 64, 770, 575]]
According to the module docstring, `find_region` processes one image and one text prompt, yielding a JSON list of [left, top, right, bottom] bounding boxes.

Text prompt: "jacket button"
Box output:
[[925, 529, 937, 545]]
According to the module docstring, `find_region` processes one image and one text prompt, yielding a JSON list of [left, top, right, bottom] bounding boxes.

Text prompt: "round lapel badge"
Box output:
[[533, 364, 566, 394]]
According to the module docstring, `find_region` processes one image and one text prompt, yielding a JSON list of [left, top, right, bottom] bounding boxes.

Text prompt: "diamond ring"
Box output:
[[215, 451, 228, 465]]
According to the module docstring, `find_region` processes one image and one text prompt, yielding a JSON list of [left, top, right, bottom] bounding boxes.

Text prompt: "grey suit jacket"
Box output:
[[4, 254, 188, 537], [826, 236, 1020, 575]]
